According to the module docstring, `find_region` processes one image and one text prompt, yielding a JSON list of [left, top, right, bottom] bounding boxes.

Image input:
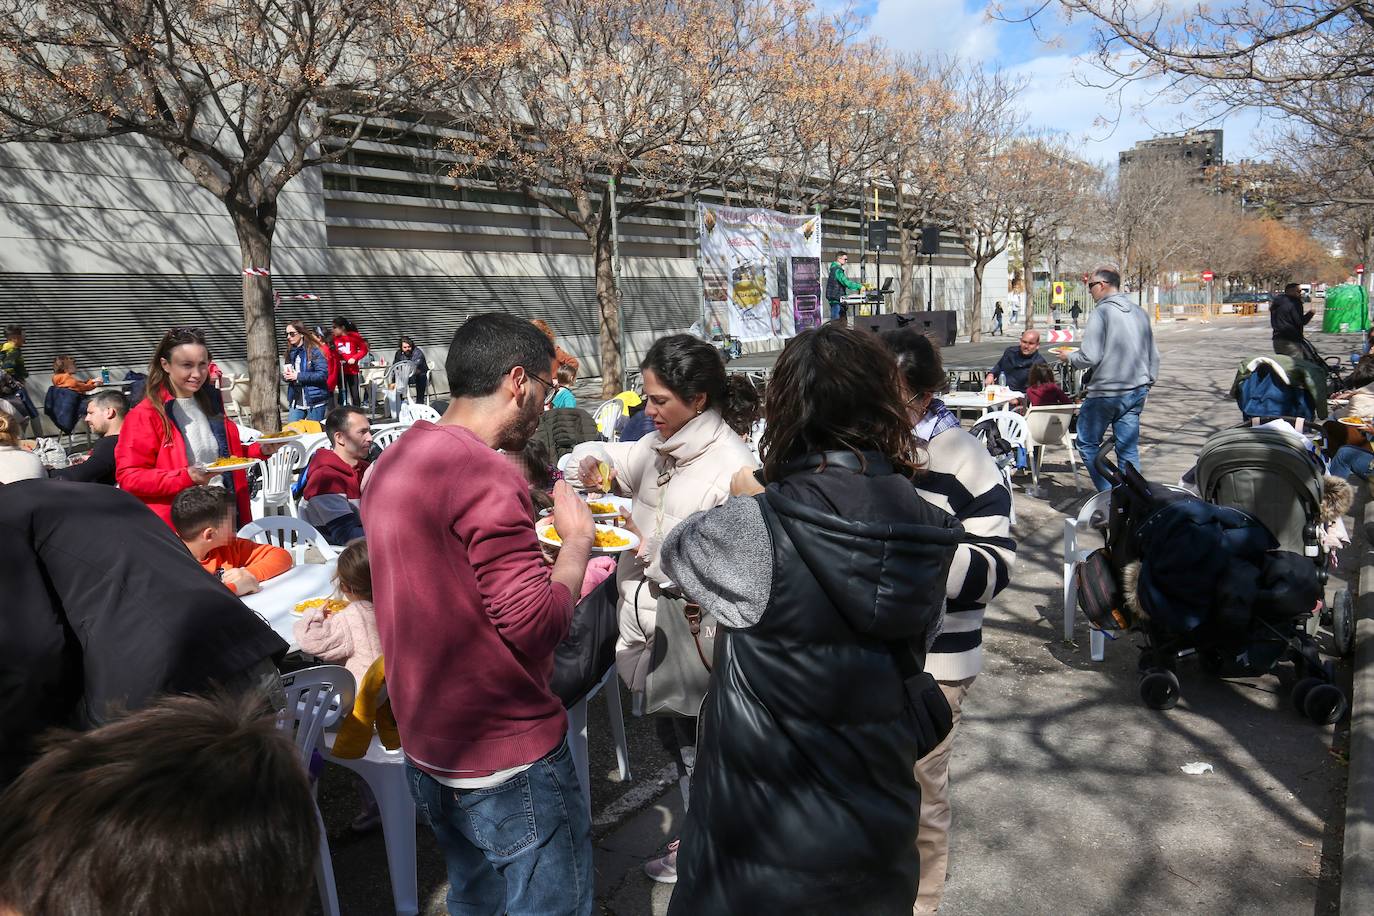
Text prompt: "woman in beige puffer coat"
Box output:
[[575, 335, 759, 882], [577, 335, 759, 702]]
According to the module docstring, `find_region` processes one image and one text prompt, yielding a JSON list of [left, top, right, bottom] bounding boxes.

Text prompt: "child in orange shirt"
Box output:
[[51, 355, 99, 393], [172, 486, 292, 596]]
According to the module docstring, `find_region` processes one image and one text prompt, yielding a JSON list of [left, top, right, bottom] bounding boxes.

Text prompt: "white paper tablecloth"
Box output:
[[943, 390, 1024, 414], [240, 560, 338, 644]]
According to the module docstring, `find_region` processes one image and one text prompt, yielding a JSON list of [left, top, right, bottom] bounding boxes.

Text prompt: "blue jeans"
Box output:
[[406, 738, 592, 916], [1076, 386, 1149, 491], [1329, 445, 1374, 482], [829, 300, 846, 321], [286, 404, 326, 423]]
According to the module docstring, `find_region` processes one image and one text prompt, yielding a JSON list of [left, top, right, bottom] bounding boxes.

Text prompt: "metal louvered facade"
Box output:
[[0, 272, 698, 379], [0, 123, 999, 389]]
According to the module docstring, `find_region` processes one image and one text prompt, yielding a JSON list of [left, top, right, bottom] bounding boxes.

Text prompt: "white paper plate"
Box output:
[[537, 521, 640, 554], [255, 432, 305, 445]]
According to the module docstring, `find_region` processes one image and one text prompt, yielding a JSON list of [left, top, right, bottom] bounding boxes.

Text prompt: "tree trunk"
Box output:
[[231, 212, 280, 432], [968, 258, 985, 343], [897, 225, 916, 312], [1022, 230, 1036, 331], [593, 216, 623, 398]]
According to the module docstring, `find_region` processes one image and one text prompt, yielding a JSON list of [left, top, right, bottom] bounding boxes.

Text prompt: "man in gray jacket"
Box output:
[[1057, 267, 1160, 490]]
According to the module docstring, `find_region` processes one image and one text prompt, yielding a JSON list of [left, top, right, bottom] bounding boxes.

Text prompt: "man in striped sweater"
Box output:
[[884, 328, 1017, 915]]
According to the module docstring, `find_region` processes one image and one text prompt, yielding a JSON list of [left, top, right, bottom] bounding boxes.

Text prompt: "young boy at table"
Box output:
[[172, 486, 292, 596]]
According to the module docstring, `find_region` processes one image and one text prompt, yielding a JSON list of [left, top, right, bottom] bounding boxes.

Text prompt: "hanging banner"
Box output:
[[698, 204, 822, 342]]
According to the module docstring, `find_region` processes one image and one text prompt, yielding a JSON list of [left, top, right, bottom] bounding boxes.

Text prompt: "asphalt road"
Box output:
[[311, 316, 1359, 915]]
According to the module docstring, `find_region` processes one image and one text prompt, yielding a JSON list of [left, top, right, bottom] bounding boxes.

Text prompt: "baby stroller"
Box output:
[[1294, 336, 1350, 393], [1078, 452, 1347, 724], [1197, 425, 1355, 658], [1230, 356, 1328, 422]]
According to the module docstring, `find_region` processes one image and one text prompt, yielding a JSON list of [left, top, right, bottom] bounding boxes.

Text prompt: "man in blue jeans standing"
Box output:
[[1058, 267, 1160, 490]]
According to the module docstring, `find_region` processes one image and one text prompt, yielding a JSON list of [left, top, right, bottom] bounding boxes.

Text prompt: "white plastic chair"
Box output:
[[592, 400, 623, 441], [984, 412, 1029, 487], [239, 516, 339, 563], [255, 441, 305, 518], [1024, 405, 1080, 495], [372, 426, 406, 451], [382, 362, 415, 419], [566, 667, 632, 814], [321, 679, 418, 916], [277, 665, 355, 916], [397, 402, 440, 425], [1062, 491, 1113, 662]]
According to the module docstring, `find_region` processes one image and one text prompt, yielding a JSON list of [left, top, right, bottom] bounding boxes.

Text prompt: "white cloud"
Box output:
[[1004, 53, 1268, 164], [868, 0, 1001, 63]]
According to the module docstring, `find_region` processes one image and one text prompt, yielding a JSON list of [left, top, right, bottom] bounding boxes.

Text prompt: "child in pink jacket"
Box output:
[[293, 538, 383, 831], [294, 539, 380, 690]]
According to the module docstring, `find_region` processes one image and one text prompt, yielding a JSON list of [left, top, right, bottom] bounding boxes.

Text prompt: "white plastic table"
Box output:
[[943, 390, 1024, 419], [240, 560, 338, 644]]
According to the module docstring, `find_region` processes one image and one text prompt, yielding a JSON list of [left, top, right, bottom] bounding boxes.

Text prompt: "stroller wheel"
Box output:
[[1139, 669, 1180, 710], [1303, 684, 1348, 725], [1333, 590, 1355, 658], [1291, 677, 1321, 715]]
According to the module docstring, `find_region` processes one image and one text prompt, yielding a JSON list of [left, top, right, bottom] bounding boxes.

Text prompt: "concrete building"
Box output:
[[1118, 129, 1224, 180], [0, 124, 1003, 418]]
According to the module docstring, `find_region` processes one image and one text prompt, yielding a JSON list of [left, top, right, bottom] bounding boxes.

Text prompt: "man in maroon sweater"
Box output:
[[362, 313, 595, 916], [300, 406, 371, 545]]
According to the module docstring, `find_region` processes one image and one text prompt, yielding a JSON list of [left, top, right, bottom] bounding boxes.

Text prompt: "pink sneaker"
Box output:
[[643, 839, 680, 884]]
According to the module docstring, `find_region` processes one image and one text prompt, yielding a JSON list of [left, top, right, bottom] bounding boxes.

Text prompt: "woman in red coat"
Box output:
[[115, 327, 278, 529], [330, 317, 370, 407]]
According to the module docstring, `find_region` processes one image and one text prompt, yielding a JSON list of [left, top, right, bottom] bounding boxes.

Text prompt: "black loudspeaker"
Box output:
[[857, 313, 901, 335], [867, 219, 889, 252], [919, 225, 941, 255]]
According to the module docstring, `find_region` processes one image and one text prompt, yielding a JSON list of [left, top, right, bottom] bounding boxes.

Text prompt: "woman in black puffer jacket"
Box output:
[[660, 324, 963, 915]]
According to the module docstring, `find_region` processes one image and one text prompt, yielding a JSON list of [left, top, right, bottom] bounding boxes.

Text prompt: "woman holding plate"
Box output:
[[574, 333, 758, 884], [116, 327, 280, 530]]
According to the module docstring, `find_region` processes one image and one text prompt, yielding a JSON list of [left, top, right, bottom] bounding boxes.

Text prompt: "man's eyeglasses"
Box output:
[[526, 372, 554, 401], [1087, 280, 1104, 290]]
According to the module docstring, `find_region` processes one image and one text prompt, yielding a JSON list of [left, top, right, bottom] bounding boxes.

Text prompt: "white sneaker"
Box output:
[[643, 839, 680, 884]]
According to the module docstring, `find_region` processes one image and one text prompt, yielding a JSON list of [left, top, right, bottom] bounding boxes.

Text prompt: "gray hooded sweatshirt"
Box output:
[[1068, 292, 1160, 397]]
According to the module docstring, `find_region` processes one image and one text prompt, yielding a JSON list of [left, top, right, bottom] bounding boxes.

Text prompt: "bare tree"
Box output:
[[872, 56, 967, 312], [448, 0, 806, 394], [0, 0, 516, 427], [944, 69, 1023, 341], [1004, 133, 1101, 330], [1010, 0, 1374, 148]]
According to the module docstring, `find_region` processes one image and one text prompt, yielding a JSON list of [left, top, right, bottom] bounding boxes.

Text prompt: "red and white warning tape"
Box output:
[[243, 267, 271, 276]]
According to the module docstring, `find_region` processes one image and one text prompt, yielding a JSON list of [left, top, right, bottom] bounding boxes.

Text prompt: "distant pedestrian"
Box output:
[[992, 301, 1004, 336], [1051, 305, 1062, 329], [1009, 299, 1020, 325], [1070, 300, 1083, 330], [1058, 267, 1159, 490], [1270, 282, 1313, 360], [330, 318, 370, 407]]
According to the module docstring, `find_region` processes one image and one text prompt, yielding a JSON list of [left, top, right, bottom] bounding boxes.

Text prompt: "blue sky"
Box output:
[[840, 0, 1270, 167]]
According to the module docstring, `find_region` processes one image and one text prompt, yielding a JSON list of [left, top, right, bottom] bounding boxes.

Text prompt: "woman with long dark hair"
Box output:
[[880, 327, 1016, 914], [115, 327, 278, 528], [283, 320, 330, 422], [330, 317, 370, 406], [573, 333, 758, 883], [659, 323, 963, 913]]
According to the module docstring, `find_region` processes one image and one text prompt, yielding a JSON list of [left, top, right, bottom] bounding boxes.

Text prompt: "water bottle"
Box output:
[[998, 372, 1007, 388], [100, 365, 110, 384]]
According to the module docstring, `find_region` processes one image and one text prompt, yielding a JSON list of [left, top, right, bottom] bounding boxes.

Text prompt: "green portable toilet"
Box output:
[[1322, 284, 1370, 333]]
